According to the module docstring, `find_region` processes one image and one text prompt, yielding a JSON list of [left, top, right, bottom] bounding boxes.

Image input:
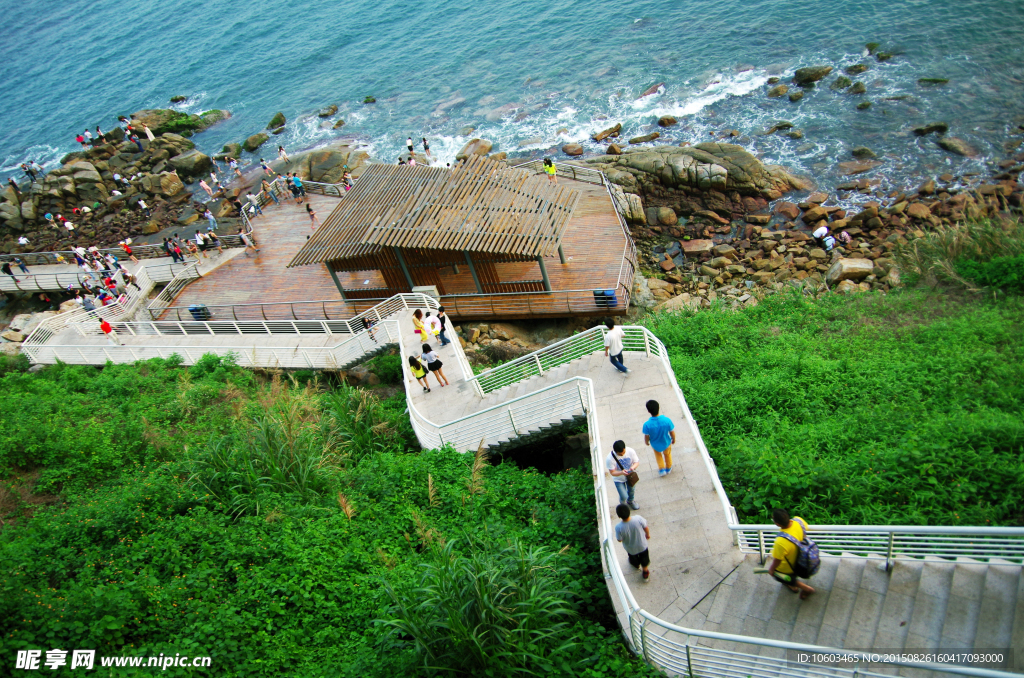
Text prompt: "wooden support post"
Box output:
[[537, 256, 552, 291], [558, 243, 567, 264], [463, 251, 483, 294], [326, 263, 347, 300], [393, 247, 415, 290]]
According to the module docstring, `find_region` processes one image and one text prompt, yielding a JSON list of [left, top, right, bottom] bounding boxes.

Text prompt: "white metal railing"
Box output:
[[511, 159, 607, 186], [22, 320, 398, 369], [145, 262, 203, 319], [403, 323, 1020, 678], [74, 318, 368, 338]]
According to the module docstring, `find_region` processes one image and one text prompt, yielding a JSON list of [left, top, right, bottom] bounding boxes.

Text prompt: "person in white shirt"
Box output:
[[17, 236, 29, 246], [603, 319, 628, 374], [606, 440, 639, 509]]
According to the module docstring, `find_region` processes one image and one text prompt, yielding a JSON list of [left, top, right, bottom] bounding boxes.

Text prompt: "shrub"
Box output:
[[955, 254, 1024, 293], [895, 218, 1024, 289], [364, 353, 402, 384]]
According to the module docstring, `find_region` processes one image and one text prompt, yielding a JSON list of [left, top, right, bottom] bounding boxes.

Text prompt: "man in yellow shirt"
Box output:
[[766, 508, 816, 599]]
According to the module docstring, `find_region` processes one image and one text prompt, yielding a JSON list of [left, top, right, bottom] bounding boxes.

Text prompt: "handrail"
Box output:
[[145, 262, 203, 320]]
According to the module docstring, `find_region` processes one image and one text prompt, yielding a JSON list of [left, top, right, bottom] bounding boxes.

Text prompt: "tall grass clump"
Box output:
[[895, 217, 1024, 291], [382, 539, 578, 677]]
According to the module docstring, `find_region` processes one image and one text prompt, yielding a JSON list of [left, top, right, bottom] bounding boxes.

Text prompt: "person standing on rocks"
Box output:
[[199, 179, 214, 197], [543, 158, 557, 184], [607, 439, 640, 510], [142, 124, 155, 142], [131, 134, 143, 153], [259, 158, 275, 176], [615, 503, 651, 581], [76, 132, 86, 149], [20, 163, 36, 182], [136, 199, 151, 218], [8, 178, 21, 204], [83, 129, 92, 145], [228, 158, 242, 178], [642, 399, 675, 477], [422, 138, 432, 159], [204, 208, 218, 232], [407, 136, 414, 154], [603, 319, 629, 374], [278, 145, 289, 163]]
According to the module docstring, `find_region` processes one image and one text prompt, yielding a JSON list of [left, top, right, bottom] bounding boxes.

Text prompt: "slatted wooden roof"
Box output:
[[288, 155, 580, 267]]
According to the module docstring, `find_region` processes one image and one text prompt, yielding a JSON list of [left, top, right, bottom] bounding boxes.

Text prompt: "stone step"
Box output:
[[791, 556, 842, 645], [903, 557, 955, 654], [937, 561, 987, 651], [869, 559, 923, 676], [971, 564, 1019, 669], [816, 554, 867, 648], [843, 556, 890, 651]]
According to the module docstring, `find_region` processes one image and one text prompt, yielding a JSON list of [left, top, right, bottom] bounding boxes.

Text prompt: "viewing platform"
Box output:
[[157, 159, 636, 322]]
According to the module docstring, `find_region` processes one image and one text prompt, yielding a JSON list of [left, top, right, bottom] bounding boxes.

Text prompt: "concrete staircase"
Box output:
[[681, 554, 1023, 674]]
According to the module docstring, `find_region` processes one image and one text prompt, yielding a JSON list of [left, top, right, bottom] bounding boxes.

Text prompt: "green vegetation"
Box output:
[[895, 218, 1024, 293], [647, 288, 1024, 526], [0, 357, 653, 677]]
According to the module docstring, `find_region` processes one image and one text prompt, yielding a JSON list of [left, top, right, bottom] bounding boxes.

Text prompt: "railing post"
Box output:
[[886, 532, 895, 571], [685, 641, 694, 678], [508, 408, 518, 435], [758, 529, 766, 564], [644, 330, 651, 357], [639, 616, 649, 660], [534, 354, 543, 375]]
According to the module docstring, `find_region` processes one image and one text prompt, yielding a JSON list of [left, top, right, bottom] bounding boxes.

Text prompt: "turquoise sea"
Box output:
[[2, 0, 1023, 193]]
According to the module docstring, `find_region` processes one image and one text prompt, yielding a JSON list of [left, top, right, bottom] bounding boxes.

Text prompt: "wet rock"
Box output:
[[844, 64, 869, 75], [629, 132, 661, 144], [318, 104, 339, 118], [830, 76, 853, 90], [657, 116, 678, 127], [788, 91, 804, 102], [918, 179, 936, 195], [680, 239, 715, 254], [243, 133, 269, 152], [838, 160, 882, 175], [851, 146, 876, 159], [592, 123, 622, 142], [848, 81, 867, 95], [865, 42, 880, 54], [456, 138, 493, 160], [168, 150, 213, 179], [266, 112, 286, 130], [793, 66, 833, 86], [363, 96, 376, 104], [767, 77, 780, 85], [656, 206, 677, 225], [775, 201, 801, 220], [169, 95, 188, 103], [764, 121, 794, 135], [857, 101, 872, 110], [876, 52, 893, 62], [562, 143, 585, 156], [918, 78, 949, 86], [786, 130, 804, 139], [768, 84, 789, 97], [607, 143, 622, 155], [913, 122, 949, 136], [222, 142, 242, 157], [936, 137, 977, 157]]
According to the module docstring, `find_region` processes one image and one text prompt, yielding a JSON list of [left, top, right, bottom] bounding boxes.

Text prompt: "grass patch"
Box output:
[[646, 288, 1024, 526]]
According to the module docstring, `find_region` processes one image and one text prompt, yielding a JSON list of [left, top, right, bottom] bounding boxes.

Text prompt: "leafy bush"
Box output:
[[955, 254, 1024, 293], [647, 288, 1024, 526], [364, 353, 403, 384]]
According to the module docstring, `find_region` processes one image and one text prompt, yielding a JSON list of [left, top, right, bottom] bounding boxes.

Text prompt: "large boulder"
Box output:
[[243, 133, 269, 152], [456, 138, 493, 161], [592, 123, 622, 142], [267, 112, 286, 130], [131, 108, 230, 136], [168, 150, 213, 179], [562, 144, 584, 156], [222, 142, 243, 157], [826, 258, 874, 285], [582, 143, 811, 199], [318, 104, 338, 118], [793, 66, 834, 86], [141, 171, 184, 196]]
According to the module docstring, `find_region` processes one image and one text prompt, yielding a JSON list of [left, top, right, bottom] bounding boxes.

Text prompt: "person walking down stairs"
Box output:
[[615, 503, 652, 582], [766, 508, 818, 600], [607, 440, 640, 510], [642, 400, 675, 477]]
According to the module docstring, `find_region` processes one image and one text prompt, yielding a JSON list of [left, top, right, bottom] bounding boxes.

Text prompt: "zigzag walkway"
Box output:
[[21, 295, 1024, 677]]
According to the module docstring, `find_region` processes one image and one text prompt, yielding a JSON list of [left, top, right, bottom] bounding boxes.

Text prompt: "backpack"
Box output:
[[777, 517, 820, 578]]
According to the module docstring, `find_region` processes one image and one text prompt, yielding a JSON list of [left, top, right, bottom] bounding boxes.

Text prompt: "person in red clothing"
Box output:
[[99, 318, 122, 345]]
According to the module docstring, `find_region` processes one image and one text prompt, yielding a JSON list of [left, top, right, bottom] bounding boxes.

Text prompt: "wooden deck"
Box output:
[[161, 175, 633, 321]]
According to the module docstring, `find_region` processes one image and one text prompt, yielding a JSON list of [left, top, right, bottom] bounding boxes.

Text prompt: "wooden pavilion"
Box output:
[[288, 156, 581, 300]]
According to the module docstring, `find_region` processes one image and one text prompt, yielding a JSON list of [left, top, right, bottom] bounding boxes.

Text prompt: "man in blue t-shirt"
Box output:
[[642, 399, 676, 477]]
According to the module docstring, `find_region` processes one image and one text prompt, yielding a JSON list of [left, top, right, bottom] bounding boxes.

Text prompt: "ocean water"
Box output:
[[2, 0, 1023, 196]]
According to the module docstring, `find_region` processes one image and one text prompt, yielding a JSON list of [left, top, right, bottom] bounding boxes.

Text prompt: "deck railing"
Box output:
[[145, 262, 203, 319], [0, 261, 186, 292]]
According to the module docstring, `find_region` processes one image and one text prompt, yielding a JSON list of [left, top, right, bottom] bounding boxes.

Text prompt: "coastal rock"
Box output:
[[844, 64, 869, 75], [333, 119, 346, 129], [680, 239, 715, 254], [857, 101, 872, 110], [168, 150, 213, 179], [243, 133, 269, 152], [131, 108, 230, 136], [830, 76, 853, 90], [272, 127, 286, 135], [918, 78, 949, 86], [363, 96, 376, 104], [906, 202, 932, 219], [826, 258, 873, 284], [936, 137, 977, 157], [267, 112, 286, 130], [775, 201, 800, 220], [851, 146, 876, 159], [838, 160, 882, 175], [169, 95, 188, 103], [592, 123, 622, 142], [786, 130, 803, 139], [318, 104, 339, 118], [456, 138, 493, 161], [140, 172, 184, 196], [767, 84, 789, 97], [917, 179, 936, 195], [913, 122, 949, 136], [876, 52, 893, 62], [788, 91, 804, 102], [656, 207, 677, 226], [562, 144, 584, 156], [657, 116, 677, 127], [607, 143, 622, 155], [793, 66, 833, 86], [222, 142, 242, 157], [582, 142, 811, 199], [848, 82, 867, 95], [629, 132, 660, 144], [638, 82, 665, 99]]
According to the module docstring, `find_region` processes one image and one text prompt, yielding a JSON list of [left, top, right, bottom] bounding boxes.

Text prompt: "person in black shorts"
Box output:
[[420, 343, 450, 387]]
